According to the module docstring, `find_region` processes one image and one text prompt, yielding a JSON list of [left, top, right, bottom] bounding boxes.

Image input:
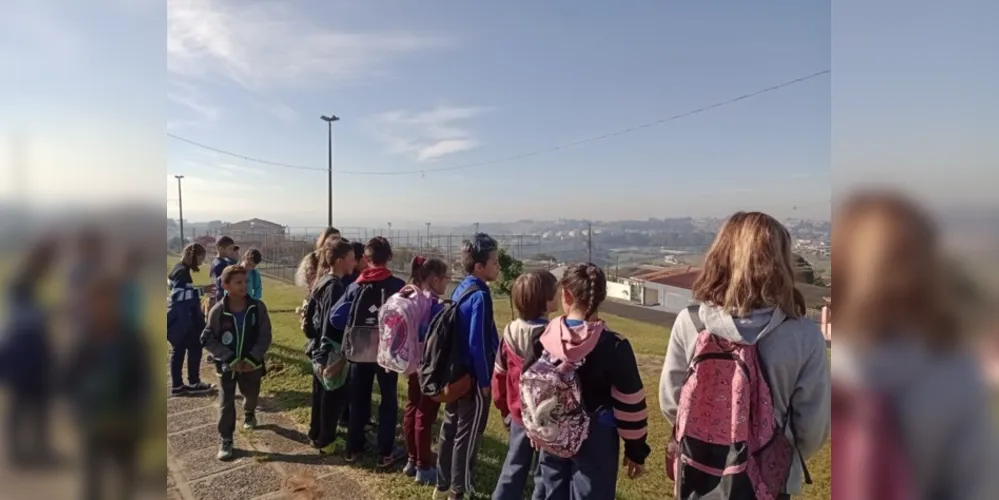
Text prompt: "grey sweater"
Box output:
[[659, 305, 831, 496]]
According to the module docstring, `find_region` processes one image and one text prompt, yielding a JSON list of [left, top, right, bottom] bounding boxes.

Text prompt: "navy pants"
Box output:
[[535, 418, 620, 500], [493, 420, 542, 500], [347, 362, 398, 456], [168, 329, 202, 389]]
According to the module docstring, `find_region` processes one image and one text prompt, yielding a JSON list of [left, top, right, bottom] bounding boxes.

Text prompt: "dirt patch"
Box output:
[[189, 463, 283, 500]]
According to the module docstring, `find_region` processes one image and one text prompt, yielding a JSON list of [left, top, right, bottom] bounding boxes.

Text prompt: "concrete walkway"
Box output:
[[166, 364, 371, 500]]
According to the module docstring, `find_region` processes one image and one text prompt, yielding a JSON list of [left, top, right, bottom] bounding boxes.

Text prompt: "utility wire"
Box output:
[[167, 70, 830, 176]]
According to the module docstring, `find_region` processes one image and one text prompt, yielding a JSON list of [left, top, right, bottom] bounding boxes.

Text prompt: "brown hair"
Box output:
[[831, 191, 958, 349], [560, 263, 607, 320], [410, 256, 449, 286], [693, 212, 805, 318], [318, 239, 354, 275], [216, 235, 235, 253], [513, 270, 558, 320], [220, 264, 247, 284], [365, 236, 392, 266], [182, 243, 207, 272], [243, 248, 262, 265], [316, 227, 341, 250]]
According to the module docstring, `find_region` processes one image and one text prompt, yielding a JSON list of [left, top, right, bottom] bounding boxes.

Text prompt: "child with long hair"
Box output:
[[659, 212, 830, 499], [295, 227, 341, 291], [492, 270, 558, 500], [522, 263, 649, 500], [306, 239, 356, 453], [401, 256, 449, 485], [167, 243, 216, 396]]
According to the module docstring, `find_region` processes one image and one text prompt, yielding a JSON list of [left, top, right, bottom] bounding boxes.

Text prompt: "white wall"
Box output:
[[607, 281, 631, 301]]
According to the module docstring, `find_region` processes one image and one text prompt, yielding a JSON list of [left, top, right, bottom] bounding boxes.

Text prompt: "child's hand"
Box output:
[[202, 283, 216, 294], [622, 457, 644, 480], [479, 386, 491, 399]]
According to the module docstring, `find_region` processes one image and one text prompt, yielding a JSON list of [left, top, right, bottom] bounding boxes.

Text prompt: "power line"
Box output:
[[167, 70, 830, 176]]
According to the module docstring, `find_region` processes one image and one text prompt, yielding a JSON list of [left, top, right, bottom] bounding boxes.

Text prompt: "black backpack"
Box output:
[[419, 284, 480, 402]]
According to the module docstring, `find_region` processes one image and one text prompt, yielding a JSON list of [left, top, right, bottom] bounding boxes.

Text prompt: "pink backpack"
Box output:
[[666, 305, 810, 500], [377, 285, 434, 375], [519, 351, 589, 458]]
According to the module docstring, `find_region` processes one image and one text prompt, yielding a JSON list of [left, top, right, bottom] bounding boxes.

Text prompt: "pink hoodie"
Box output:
[[540, 316, 606, 363]]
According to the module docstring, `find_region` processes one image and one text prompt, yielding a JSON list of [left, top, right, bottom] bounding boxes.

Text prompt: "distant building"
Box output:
[[625, 266, 701, 312], [225, 218, 285, 238]]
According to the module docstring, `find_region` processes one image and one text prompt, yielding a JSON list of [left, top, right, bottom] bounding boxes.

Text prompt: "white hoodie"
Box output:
[[659, 304, 831, 496]]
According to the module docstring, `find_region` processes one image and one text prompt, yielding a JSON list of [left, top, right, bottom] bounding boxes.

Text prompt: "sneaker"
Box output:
[[430, 488, 449, 500], [170, 385, 189, 397], [377, 446, 407, 469], [403, 459, 418, 477], [318, 442, 336, 456], [415, 467, 437, 486], [242, 413, 257, 430], [344, 451, 362, 463], [186, 382, 215, 395], [217, 441, 234, 461]]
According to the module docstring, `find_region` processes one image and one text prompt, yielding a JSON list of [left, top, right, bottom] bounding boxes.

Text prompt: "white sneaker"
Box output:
[[430, 488, 449, 500]]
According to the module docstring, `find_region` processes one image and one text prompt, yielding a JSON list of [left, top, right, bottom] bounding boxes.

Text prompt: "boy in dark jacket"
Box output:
[[329, 237, 406, 466], [67, 274, 149, 500], [201, 265, 273, 461], [434, 233, 501, 500]]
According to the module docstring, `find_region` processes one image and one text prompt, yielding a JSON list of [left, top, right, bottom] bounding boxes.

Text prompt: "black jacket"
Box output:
[[201, 296, 272, 371], [307, 274, 347, 364]]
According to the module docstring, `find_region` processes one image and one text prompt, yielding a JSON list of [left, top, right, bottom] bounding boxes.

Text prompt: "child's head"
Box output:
[[182, 243, 207, 271], [351, 241, 365, 273], [364, 236, 392, 267], [461, 233, 500, 282], [410, 256, 450, 296], [320, 239, 356, 277], [241, 248, 262, 269], [216, 236, 238, 260], [316, 227, 341, 250], [559, 263, 607, 320], [87, 274, 121, 332], [513, 270, 559, 321], [221, 264, 248, 298], [692, 211, 804, 318]]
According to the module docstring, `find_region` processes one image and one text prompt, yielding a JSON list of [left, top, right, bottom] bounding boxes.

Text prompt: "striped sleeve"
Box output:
[[609, 338, 652, 465]]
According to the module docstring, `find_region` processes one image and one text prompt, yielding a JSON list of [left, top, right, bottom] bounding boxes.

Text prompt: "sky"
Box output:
[[1, 0, 994, 230]]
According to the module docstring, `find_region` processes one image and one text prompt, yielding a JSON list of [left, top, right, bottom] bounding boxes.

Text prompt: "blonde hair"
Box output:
[[693, 211, 805, 318], [295, 228, 343, 290], [831, 191, 957, 349]]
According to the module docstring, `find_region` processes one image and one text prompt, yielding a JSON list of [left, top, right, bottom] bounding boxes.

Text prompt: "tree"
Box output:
[[490, 249, 524, 296]]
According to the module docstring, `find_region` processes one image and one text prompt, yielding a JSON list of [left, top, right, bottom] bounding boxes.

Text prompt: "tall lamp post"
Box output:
[[387, 222, 392, 240], [426, 222, 431, 250], [175, 175, 185, 244], [320, 114, 340, 227]]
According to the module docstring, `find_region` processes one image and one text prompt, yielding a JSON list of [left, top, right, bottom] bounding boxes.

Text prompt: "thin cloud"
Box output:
[[167, 0, 453, 91], [369, 105, 492, 162]]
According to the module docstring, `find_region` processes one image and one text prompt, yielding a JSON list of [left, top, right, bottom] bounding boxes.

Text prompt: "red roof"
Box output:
[[630, 266, 701, 290]]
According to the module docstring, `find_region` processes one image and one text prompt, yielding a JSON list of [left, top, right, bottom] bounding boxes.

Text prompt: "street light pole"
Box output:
[[426, 222, 431, 250], [175, 175, 185, 244], [320, 114, 340, 227], [474, 222, 479, 234], [387, 222, 392, 241]]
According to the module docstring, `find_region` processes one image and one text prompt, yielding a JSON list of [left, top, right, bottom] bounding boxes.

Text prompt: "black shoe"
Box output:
[[243, 413, 258, 430], [186, 382, 215, 395], [217, 441, 234, 461], [171, 385, 189, 397]]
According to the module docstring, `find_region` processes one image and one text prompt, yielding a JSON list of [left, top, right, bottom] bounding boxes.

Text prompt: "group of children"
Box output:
[[168, 236, 273, 460], [169, 213, 834, 500]]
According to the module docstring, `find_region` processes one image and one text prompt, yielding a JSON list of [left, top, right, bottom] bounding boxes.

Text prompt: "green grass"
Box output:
[[173, 258, 831, 499]]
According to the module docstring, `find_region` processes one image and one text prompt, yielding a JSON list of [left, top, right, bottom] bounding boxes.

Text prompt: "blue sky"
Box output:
[[164, 0, 831, 227], [2, 0, 993, 229]]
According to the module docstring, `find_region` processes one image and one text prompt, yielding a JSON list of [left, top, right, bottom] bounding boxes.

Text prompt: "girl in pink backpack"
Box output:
[[399, 256, 449, 485], [521, 263, 650, 500], [659, 212, 830, 500]]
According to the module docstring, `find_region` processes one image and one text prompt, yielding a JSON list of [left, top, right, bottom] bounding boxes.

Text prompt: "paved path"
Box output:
[[166, 364, 372, 500]]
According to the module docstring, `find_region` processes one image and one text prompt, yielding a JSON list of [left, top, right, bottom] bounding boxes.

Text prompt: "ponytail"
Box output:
[[409, 255, 448, 287], [295, 251, 320, 290]]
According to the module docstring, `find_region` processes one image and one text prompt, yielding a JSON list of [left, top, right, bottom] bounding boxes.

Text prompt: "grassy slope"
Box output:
[[173, 259, 831, 499]]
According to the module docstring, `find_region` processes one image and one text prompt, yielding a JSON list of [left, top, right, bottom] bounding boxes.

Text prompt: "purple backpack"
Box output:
[[666, 305, 810, 500], [519, 351, 589, 458]]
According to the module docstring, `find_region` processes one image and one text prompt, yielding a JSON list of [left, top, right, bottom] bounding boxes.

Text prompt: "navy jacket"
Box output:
[[452, 276, 499, 389], [329, 274, 406, 331], [166, 262, 205, 345], [209, 257, 235, 301]]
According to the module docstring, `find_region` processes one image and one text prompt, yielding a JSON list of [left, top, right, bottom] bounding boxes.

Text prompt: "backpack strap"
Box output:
[[453, 284, 481, 305], [686, 304, 706, 333]]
